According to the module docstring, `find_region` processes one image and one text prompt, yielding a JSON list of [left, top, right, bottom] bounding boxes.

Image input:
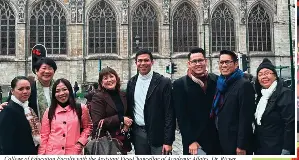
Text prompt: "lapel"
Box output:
[[103, 91, 127, 114], [260, 81, 282, 117], [119, 91, 127, 113], [103, 92, 117, 111], [146, 72, 161, 101], [218, 79, 238, 114], [129, 75, 138, 103]]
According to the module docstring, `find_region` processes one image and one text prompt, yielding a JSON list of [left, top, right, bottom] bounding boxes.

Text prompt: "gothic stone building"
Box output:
[[0, 0, 295, 91]]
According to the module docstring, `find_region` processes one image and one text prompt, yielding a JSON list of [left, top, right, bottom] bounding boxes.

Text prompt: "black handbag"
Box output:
[[84, 120, 123, 155]]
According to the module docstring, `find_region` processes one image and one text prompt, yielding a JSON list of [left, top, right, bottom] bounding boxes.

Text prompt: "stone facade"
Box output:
[[0, 0, 295, 91]]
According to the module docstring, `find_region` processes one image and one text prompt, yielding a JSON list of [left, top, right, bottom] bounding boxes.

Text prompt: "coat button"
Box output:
[[63, 121, 66, 124], [62, 147, 64, 150], [63, 134, 65, 137]]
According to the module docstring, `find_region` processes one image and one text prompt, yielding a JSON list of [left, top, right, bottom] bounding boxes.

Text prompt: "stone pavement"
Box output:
[[127, 130, 183, 155], [76, 98, 183, 155]]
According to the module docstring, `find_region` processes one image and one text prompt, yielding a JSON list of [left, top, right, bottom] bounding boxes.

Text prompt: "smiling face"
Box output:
[[36, 63, 55, 85], [55, 82, 70, 103], [135, 54, 154, 75], [188, 52, 207, 77], [258, 68, 277, 89], [219, 54, 238, 77], [12, 79, 31, 103], [101, 73, 117, 90]]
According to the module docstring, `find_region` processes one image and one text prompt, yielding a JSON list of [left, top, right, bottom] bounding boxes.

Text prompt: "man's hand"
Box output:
[[124, 116, 133, 126], [236, 148, 246, 155], [189, 142, 200, 155], [0, 102, 8, 111], [162, 144, 172, 155]]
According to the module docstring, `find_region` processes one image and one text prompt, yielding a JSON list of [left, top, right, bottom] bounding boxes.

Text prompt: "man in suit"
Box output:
[[173, 47, 220, 155], [126, 49, 175, 155], [210, 50, 255, 155]]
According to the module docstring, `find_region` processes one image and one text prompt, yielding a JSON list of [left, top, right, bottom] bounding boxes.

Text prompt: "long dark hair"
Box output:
[[48, 78, 81, 125]]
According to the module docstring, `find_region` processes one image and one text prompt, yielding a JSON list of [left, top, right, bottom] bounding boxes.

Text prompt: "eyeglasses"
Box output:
[[218, 60, 234, 66], [258, 72, 275, 77], [190, 59, 206, 65]]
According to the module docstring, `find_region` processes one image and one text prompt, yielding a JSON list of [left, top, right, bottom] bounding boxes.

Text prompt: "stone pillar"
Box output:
[[239, 0, 247, 55], [16, 23, 26, 60], [67, 25, 83, 57], [161, 0, 170, 57], [68, 0, 84, 84], [120, 0, 129, 58]]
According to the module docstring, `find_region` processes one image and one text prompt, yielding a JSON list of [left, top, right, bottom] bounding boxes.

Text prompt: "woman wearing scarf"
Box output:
[[38, 78, 92, 155], [29, 57, 57, 120], [0, 76, 40, 154], [254, 58, 295, 155]]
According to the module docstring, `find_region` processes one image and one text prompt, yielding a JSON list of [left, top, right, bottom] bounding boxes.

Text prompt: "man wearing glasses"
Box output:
[[173, 47, 220, 155], [210, 50, 255, 155]]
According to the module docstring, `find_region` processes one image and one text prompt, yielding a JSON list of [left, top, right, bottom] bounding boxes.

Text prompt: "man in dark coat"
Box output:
[[173, 47, 220, 155], [127, 49, 175, 155], [210, 50, 255, 155]]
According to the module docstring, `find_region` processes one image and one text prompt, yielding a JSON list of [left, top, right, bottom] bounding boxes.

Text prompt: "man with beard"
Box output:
[[126, 49, 175, 155], [210, 50, 255, 155], [173, 47, 220, 155]]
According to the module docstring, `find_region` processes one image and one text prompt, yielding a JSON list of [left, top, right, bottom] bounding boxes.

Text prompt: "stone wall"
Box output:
[[0, 0, 295, 88]]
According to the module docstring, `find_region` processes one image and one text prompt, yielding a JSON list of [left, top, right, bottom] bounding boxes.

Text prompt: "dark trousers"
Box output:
[[132, 125, 162, 155]]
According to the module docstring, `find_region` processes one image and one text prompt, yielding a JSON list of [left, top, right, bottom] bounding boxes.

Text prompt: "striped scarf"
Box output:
[[210, 69, 244, 118]]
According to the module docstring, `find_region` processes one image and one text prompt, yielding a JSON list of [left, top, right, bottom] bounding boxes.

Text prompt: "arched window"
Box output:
[[248, 4, 271, 51], [211, 3, 235, 52], [132, 2, 158, 53], [0, 1, 15, 55], [173, 2, 197, 52], [88, 1, 117, 54], [29, 0, 67, 55]]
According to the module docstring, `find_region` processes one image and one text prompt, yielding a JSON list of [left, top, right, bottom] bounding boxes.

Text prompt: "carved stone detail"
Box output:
[[18, 0, 26, 23], [240, 0, 247, 24], [274, 0, 277, 14], [162, 0, 170, 24], [203, 0, 210, 24], [69, 0, 84, 24], [121, 0, 128, 24], [77, 0, 84, 23], [69, 0, 77, 23]]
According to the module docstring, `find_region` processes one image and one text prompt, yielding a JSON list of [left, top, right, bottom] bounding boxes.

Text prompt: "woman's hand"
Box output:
[[75, 142, 84, 154], [122, 125, 129, 132], [123, 117, 133, 126], [0, 102, 8, 111]]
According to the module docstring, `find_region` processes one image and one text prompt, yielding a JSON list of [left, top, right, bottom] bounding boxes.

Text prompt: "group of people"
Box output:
[[0, 48, 295, 156]]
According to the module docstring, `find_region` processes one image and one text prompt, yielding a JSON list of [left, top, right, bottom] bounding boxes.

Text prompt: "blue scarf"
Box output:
[[210, 69, 244, 118]]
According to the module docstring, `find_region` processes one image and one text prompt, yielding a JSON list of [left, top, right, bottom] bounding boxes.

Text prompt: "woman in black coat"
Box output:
[[90, 67, 132, 154], [0, 76, 38, 155], [254, 58, 295, 155]]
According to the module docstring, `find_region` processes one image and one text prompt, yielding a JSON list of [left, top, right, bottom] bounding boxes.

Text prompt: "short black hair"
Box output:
[[33, 57, 57, 74], [188, 47, 206, 60], [135, 49, 153, 61], [219, 50, 238, 62]]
